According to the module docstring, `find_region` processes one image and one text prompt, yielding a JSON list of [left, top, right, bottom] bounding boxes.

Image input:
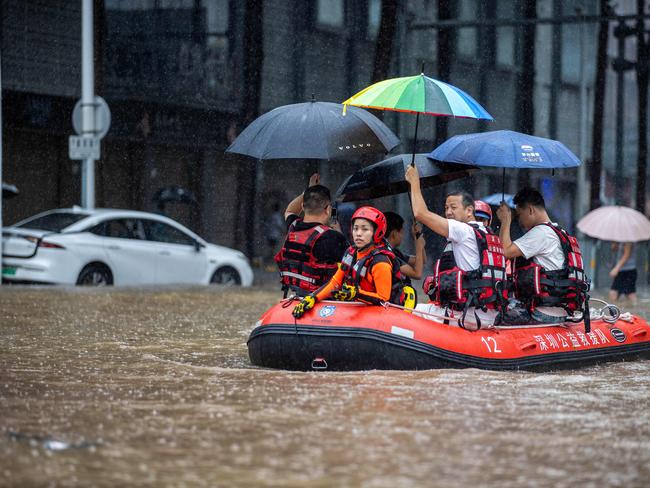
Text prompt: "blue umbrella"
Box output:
[[480, 193, 514, 208], [429, 130, 580, 169], [429, 130, 581, 201]]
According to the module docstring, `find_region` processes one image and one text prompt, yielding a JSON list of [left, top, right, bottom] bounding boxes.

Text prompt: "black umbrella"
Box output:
[[225, 100, 400, 161], [335, 154, 479, 202], [152, 186, 198, 212], [2, 182, 19, 200]]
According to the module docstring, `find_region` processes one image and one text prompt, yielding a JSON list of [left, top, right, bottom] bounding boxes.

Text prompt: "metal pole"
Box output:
[[396, 3, 409, 236], [577, 7, 589, 219], [411, 111, 420, 166], [615, 19, 626, 206], [81, 0, 95, 209], [549, 0, 562, 140]]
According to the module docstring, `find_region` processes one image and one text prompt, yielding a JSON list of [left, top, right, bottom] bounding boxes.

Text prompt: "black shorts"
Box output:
[[611, 269, 637, 295]]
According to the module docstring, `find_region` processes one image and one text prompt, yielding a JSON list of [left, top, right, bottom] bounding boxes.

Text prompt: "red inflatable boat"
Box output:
[[247, 300, 650, 371]]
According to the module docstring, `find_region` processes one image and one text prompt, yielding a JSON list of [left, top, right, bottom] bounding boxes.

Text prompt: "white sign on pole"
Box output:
[[69, 135, 100, 160], [72, 95, 111, 139]]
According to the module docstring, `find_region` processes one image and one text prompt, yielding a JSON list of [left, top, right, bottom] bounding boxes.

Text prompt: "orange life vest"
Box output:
[[339, 244, 407, 305]]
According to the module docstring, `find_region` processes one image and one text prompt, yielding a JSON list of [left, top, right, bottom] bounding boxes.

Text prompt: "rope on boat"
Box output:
[[281, 297, 624, 330], [378, 301, 483, 329], [379, 301, 573, 330], [587, 299, 621, 324]]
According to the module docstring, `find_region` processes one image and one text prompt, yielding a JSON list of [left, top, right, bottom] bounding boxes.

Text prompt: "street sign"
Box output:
[[72, 96, 111, 139], [69, 135, 100, 160]]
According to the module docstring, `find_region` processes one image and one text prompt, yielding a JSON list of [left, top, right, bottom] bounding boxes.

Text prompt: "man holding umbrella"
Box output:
[[497, 187, 588, 324], [275, 173, 348, 297], [405, 165, 507, 330]]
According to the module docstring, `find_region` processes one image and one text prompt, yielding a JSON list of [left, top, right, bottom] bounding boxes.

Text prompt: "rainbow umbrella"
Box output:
[[343, 73, 493, 164]]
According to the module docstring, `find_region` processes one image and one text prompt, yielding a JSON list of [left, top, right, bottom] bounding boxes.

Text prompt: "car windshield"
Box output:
[[15, 212, 89, 232]]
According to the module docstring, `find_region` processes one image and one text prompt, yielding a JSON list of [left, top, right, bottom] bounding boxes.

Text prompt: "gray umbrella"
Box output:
[[335, 154, 479, 202], [225, 100, 400, 161]]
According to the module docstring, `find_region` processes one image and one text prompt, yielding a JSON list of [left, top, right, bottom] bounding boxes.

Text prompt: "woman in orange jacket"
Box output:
[[293, 206, 397, 318]]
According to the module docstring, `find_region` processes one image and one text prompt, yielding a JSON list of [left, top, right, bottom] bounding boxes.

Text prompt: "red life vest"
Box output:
[[274, 220, 339, 295], [339, 244, 407, 305], [513, 223, 590, 313], [427, 224, 507, 311]]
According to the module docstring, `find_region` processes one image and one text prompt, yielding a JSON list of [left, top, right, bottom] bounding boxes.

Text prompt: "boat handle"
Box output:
[[632, 328, 647, 338], [519, 341, 537, 352], [311, 357, 328, 370]]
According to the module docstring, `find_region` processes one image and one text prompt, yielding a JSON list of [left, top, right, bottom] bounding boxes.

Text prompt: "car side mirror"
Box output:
[[193, 240, 202, 252]]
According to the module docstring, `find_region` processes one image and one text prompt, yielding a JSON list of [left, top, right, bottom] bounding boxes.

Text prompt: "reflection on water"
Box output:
[[1, 286, 650, 487]]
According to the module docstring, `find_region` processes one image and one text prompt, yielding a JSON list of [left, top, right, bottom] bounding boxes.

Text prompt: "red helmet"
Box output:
[[351, 206, 387, 244], [474, 200, 493, 224]]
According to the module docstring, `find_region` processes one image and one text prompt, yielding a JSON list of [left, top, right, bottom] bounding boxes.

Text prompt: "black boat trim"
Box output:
[[248, 324, 650, 370]]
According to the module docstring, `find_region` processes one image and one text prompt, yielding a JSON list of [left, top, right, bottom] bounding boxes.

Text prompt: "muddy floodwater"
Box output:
[[1, 285, 650, 487]]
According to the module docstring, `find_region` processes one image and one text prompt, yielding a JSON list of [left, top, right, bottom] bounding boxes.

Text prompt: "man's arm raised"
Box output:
[[496, 203, 524, 259], [405, 165, 449, 238], [284, 173, 320, 219]]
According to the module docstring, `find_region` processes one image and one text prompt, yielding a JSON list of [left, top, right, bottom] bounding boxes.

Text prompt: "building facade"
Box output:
[[1, 0, 648, 269]]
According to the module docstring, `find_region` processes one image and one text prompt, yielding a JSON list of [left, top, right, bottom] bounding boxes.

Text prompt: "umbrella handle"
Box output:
[[410, 112, 421, 168]]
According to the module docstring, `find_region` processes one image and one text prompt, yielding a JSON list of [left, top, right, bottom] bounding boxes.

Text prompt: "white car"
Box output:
[[1, 207, 253, 287]]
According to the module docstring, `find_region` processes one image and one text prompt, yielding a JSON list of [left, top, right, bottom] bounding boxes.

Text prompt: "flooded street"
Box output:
[[1, 285, 650, 487]]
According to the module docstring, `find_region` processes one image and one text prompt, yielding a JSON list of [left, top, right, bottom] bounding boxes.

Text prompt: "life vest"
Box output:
[[274, 220, 339, 295], [339, 244, 408, 305], [513, 223, 590, 313], [385, 243, 413, 286], [427, 224, 507, 312]]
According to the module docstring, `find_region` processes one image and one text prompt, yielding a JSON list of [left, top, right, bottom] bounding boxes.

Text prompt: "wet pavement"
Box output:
[[1, 282, 650, 487]]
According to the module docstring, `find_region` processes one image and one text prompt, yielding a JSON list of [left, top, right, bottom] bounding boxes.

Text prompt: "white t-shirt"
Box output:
[[446, 220, 486, 271], [415, 221, 493, 327], [513, 223, 565, 270], [513, 223, 567, 318]]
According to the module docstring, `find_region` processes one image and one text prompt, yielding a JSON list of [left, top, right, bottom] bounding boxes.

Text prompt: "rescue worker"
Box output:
[[475, 199, 514, 278], [292, 206, 413, 318], [275, 173, 348, 297], [497, 187, 589, 324], [474, 200, 493, 230], [405, 164, 507, 330], [384, 211, 426, 281]]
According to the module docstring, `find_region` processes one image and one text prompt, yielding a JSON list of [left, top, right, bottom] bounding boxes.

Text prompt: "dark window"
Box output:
[[495, 0, 514, 67], [316, 0, 344, 28], [143, 220, 195, 246], [88, 222, 107, 236], [367, 0, 381, 39], [90, 219, 147, 240], [104, 0, 232, 104], [457, 0, 478, 59], [16, 212, 89, 232]]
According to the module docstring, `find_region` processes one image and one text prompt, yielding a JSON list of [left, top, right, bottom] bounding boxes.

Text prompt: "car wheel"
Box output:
[[210, 266, 241, 286], [76, 263, 113, 286]]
